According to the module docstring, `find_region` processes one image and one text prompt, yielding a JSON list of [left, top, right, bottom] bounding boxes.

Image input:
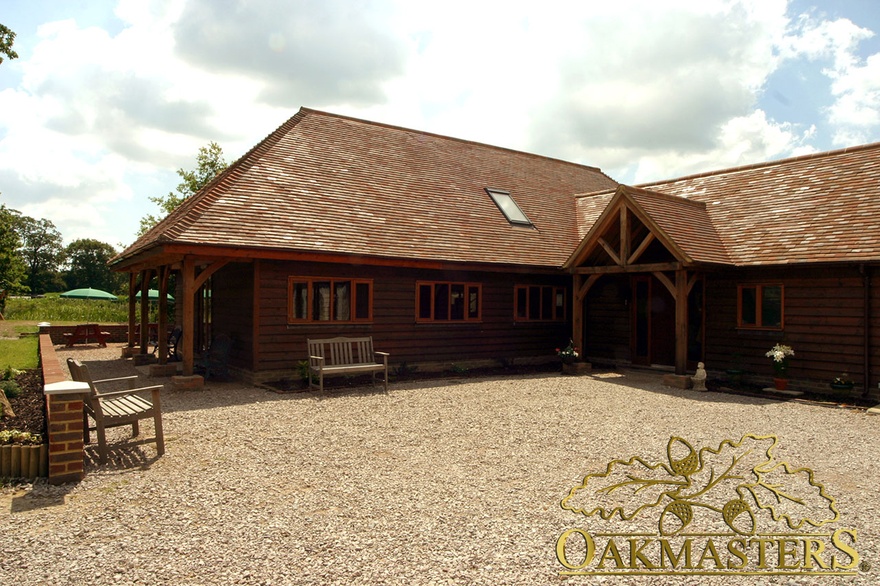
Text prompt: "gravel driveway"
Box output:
[[1, 344, 877, 585]]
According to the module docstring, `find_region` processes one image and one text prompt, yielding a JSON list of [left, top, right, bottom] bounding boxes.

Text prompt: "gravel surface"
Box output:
[[0, 344, 877, 585]]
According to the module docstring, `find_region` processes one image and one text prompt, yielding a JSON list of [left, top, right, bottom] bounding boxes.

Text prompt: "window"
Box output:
[[486, 188, 532, 226], [416, 281, 481, 322], [737, 284, 783, 329], [514, 285, 566, 321], [288, 277, 373, 323]]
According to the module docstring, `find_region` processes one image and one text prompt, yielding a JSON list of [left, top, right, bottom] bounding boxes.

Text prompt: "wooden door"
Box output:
[[631, 275, 676, 367]]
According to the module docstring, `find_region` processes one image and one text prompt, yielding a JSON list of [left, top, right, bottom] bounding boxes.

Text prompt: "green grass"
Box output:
[[4, 296, 129, 322], [0, 337, 38, 371]]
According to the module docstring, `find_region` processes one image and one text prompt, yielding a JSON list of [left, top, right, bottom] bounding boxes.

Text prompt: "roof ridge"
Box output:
[[636, 141, 880, 187], [624, 185, 707, 209], [300, 107, 616, 180]]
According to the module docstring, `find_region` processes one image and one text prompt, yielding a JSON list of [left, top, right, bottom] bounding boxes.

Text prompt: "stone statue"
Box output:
[[692, 362, 708, 392]]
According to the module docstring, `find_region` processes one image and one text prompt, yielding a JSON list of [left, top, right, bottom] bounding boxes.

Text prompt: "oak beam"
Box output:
[[181, 258, 196, 376], [598, 238, 622, 266], [628, 233, 655, 265], [127, 273, 137, 348], [675, 269, 688, 375], [139, 271, 151, 354], [573, 262, 681, 275], [157, 266, 170, 364]]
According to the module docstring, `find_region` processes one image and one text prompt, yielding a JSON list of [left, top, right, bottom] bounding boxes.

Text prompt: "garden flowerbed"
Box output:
[[0, 369, 46, 437]]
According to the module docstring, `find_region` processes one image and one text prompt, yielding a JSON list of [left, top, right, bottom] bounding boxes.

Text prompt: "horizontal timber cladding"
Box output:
[[253, 260, 572, 372], [704, 264, 879, 398], [210, 261, 255, 369]]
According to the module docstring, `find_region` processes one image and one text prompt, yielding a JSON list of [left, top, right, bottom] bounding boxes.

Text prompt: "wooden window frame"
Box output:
[[287, 277, 373, 324], [415, 281, 482, 323], [514, 285, 567, 322], [737, 283, 784, 330]]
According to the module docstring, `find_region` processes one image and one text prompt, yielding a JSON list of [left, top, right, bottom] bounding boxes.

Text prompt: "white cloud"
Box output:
[[778, 13, 880, 146], [2, 0, 879, 248]]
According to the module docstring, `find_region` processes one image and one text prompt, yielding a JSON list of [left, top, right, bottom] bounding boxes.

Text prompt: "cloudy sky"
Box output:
[[1, 0, 879, 249]]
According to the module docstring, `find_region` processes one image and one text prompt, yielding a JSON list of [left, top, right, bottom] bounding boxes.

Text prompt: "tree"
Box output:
[[0, 24, 18, 64], [0, 203, 28, 315], [139, 141, 228, 235], [18, 215, 65, 294], [64, 238, 122, 293]]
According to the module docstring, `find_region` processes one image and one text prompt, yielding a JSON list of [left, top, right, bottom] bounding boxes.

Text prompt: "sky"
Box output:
[[1, 0, 879, 250]]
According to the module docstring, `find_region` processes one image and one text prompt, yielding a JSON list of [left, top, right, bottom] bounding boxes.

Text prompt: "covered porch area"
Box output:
[[567, 185, 732, 376], [111, 245, 238, 382]]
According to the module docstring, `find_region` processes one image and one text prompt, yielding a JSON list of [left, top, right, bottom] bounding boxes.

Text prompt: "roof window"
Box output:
[[486, 188, 532, 226]]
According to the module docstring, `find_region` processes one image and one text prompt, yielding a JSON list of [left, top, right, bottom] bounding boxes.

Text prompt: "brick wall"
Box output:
[[40, 334, 88, 484]]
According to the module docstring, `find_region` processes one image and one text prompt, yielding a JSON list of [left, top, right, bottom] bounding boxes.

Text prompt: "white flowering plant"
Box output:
[[557, 340, 580, 361], [765, 344, 794, 377]]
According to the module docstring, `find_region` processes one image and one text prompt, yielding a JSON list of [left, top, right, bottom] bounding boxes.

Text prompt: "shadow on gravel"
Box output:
[[7, 482, 76, 513]]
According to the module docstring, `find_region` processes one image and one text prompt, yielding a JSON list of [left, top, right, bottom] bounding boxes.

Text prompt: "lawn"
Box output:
[[0, 320, 40, 372]]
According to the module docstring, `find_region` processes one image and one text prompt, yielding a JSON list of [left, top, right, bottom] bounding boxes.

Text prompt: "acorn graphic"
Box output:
[[659, 500, 693, 535], [722, 498, 756, 535], [667, 437, 700, 477]]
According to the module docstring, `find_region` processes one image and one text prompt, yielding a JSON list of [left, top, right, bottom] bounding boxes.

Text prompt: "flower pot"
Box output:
[[773, 378, 788, 391], [830, 382, 855, 392]]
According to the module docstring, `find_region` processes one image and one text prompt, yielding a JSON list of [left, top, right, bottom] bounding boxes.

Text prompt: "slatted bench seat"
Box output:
[[68, 358, 165, 464], [308, 336, 389, 392]]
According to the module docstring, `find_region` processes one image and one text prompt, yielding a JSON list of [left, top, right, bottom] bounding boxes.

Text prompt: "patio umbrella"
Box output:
[[134, 289, 174, 301], [59, 287, 119, 300]]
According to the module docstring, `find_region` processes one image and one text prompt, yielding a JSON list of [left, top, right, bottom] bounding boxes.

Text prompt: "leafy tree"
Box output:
[[0, 203, 28, 314], [0, 24, 18, 64], [64, 238, 122, 293], [139, 141, 228, 235], [18, 215, 65, 294]]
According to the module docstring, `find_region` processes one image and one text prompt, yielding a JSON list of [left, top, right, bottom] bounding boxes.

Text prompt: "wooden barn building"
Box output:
[[110, 107, 880, 399]]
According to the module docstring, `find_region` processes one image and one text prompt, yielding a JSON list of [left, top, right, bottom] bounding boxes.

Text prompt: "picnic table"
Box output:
[[63, 323, 110, 347]]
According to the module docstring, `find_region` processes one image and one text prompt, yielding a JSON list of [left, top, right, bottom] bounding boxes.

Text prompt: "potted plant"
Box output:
[[765, 344, 794, 390], [830, 372, 855, 392], [557, 340, 580, 365]]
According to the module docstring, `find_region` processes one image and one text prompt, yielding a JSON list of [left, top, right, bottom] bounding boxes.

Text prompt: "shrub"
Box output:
[[0, 380, 21, 399], [0, 430, 42, 445]]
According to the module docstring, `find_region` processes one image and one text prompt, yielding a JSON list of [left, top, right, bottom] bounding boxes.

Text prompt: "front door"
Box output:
[[631, 275, 676, 367]]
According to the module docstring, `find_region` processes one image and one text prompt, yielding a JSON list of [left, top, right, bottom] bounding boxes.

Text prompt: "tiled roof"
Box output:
[[576, 143, 880, 266], [627, 187, 733, 265], [116, 108, 618, 268]]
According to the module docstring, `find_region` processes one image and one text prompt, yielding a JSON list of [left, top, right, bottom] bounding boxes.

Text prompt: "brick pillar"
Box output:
[[43, 381, 90, 485]]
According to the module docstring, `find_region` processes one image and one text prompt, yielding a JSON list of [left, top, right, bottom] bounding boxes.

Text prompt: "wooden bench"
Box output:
[[308, 336, 389, 392], [67, 358, 165, 464], [63, 323, 110, 348]]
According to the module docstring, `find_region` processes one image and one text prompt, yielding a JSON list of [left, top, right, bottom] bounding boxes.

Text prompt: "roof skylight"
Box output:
[[486, 188, 532, 226]]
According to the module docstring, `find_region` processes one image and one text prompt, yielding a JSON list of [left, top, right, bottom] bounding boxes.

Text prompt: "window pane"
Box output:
[[468, 286, 479, 319], [434, 284, 449, 320], [515, 287, 527, 319], [761, 286, 782, 327], [292, 282, 308, 320], [487, 189, 531, 225], [333, 281, 351, 321], [555, 289, 565, 320], [541, 286, 553, 320], [313, 281, 331, 321], [528, 286, 540, 320], [418, 284, 432, 319], [450, 284, 465, 320], [355, 282, 371, 320], [740, 287, 757, 326]]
